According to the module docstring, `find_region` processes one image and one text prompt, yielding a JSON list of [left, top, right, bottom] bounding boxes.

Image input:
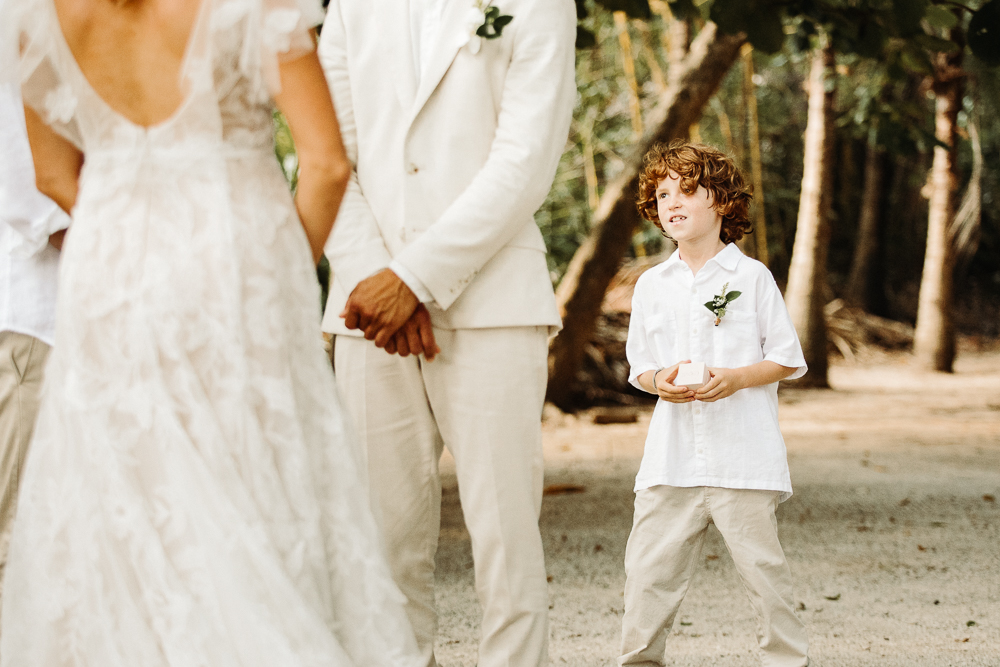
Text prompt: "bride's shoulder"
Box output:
[[212, 0, 324, 29]]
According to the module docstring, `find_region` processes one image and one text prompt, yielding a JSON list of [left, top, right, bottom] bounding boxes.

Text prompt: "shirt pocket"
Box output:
[[712, 310, 762, 367]]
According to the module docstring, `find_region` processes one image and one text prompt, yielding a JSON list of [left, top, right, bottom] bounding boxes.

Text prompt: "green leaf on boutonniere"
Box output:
[[703, 282, 742, 326], [476, 5, 514, 39]]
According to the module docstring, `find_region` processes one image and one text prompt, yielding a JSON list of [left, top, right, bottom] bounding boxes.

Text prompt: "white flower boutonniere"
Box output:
[[463, 1, 514, 54], [704, 282, 742, 326]]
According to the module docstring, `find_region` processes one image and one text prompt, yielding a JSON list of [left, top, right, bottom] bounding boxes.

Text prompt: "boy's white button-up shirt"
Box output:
[[1, 83, 67, 346], [626, 243, 806, 501]]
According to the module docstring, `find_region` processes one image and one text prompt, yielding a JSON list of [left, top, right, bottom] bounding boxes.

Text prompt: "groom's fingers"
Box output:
[[394, 331, 410, 357], [373, 322, 402, 348], [341, 308, 360, 330], [385, 335, 399, 355], [410, 305, 438, 361], [403, 320, 424, 357], [419, 326, 438, 362]]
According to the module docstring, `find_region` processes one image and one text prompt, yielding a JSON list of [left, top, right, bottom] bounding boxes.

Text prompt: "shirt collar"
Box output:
[[658, 242, 744, 275], [713, 243, 744, 271]]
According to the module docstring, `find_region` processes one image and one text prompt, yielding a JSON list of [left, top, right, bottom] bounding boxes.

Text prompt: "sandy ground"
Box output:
[[431, 349, 1000, 666]]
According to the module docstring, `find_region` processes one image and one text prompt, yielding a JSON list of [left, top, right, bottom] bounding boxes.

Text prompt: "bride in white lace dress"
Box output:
[[0, 0, 422, 665]]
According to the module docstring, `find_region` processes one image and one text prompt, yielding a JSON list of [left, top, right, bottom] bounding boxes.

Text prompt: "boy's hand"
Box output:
[[694, 367, 746, 402], [654, 362, 696, 403]]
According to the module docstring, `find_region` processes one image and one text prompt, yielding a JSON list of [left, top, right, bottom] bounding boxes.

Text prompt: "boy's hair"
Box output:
[[636, 141, 753, 244]]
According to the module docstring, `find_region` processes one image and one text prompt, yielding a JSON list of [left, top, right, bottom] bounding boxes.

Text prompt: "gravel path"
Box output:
[[432, 349, 1000, 666]]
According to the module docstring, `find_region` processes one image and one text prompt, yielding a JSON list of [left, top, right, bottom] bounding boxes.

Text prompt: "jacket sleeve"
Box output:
[[391, 0, 577, 311], [317, 2, 394, 296]]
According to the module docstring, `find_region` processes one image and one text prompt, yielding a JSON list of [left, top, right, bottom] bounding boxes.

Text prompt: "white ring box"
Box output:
[[673, 361, 710, 389]]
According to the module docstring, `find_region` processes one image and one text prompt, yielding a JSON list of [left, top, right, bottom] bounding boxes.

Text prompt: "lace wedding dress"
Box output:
[[0, 1, 421, 665]]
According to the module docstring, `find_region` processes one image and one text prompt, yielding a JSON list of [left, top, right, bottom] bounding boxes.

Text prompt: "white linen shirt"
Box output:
[[0, 83, 67, 346], [626, 243, 806, 502]]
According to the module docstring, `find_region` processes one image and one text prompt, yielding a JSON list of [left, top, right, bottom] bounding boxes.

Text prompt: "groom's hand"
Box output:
[[341, 268, 419, 347], [384, 305, 439, 361]]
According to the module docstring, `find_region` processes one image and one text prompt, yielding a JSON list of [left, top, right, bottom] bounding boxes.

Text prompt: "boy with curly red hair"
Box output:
[[620, 142, 810, 667]]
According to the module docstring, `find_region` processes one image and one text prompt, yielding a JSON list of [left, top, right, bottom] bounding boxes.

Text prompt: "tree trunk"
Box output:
[[784, 39, 835, 388], [845, 143, 885, 310], [547, 23, 746, 410], [914, 47, 964, 372], [615, 12, 644, 137], [742, 44, 769, 266]]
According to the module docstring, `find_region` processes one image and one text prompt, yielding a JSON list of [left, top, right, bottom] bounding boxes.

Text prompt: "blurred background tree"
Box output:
[[541, 0, 1000, 406]]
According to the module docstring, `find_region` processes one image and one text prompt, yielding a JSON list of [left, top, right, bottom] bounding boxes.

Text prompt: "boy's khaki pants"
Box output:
[[0, 331, 50, 617], [619, 485, 808, 667]]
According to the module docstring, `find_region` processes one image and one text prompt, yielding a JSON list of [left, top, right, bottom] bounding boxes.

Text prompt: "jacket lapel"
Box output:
[[409, 0, 469, 122], [384, 0, 418, 111]]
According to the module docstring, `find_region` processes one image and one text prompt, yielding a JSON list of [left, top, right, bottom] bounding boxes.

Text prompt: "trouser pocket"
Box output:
[[3, 333, 40, 386]]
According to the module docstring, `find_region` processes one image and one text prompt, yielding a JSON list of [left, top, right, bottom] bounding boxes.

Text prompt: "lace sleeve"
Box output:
[[0, 0, 83, 149], [229, 0, 326, 102]]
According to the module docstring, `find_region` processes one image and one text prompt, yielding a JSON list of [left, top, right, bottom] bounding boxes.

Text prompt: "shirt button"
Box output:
[[407, 163, 419, 174], [694, 407, 702, 415]]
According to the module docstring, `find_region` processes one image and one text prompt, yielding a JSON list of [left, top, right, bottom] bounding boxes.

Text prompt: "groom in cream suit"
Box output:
[[318, 1, 576, 666]]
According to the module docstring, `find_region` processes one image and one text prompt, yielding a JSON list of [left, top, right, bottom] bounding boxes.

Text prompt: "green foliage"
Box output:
[[969, 0, 1000, 65], [839, 58, 936, 155], [577, 0, 652, 48], [476, 6, 515, 39], [272, 111, 298, 191], [592, 0, 651, 19], [666, 0, 701, 21], [711, 0, 784, 53], [576, 25, 599, 48]]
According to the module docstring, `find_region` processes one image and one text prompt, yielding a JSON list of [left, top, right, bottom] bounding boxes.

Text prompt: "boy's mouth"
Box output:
[[668, 215, 687, 224]]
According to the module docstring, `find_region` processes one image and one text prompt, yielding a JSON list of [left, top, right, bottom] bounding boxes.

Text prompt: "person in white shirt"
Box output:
[[317, 3, 576, 667], [621, 142, 809, 667], [0, 82, 68, 618]]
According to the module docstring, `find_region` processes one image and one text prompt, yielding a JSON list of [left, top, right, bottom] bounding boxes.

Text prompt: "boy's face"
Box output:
[[655, 173, 723, 246]]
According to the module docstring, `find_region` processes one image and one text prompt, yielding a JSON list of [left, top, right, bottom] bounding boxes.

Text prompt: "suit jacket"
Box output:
[[318, 0, 576, 334]]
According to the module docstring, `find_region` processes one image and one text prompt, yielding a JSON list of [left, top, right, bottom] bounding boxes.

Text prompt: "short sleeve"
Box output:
[[0, 0, 84, 149], [757, 271, 808, 380], [626, 280, 661, 391], [225, 0, 325, 101]]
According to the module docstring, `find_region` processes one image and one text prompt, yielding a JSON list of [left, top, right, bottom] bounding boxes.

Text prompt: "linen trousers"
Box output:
[[620, 485, 808, 667], [334, 327, 549, 667], [0, 331, 50, 620]]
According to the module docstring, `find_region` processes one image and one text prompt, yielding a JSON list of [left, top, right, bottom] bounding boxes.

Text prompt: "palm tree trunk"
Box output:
[[845, 143, 885, 310], [546, 23, 746, 410], [914, 48, 964, 372], [742, 44, 769, 266], [615, 12, 644, 137], [784, 38, 835, 388]]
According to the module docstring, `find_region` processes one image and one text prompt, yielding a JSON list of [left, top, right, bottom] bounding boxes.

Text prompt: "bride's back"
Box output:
[[54, 0, 202, 127]]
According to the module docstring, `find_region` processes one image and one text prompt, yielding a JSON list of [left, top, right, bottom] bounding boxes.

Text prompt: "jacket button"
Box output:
[[407, 163, 419, 174]]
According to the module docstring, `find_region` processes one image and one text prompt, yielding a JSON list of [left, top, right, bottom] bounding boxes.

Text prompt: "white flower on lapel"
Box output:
[[461, 2, 488, 55], [461, 0, 514, 54], [43, 83, 77, 125]]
